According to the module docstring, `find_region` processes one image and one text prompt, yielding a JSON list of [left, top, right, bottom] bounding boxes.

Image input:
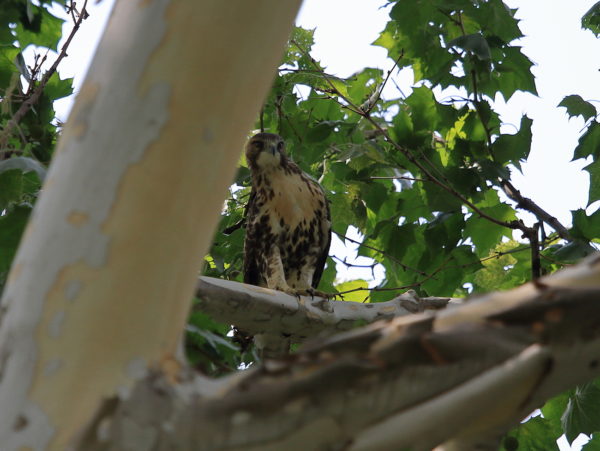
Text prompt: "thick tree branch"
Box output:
[[194, 276, 460, 341], [82, 254, 600, 451]]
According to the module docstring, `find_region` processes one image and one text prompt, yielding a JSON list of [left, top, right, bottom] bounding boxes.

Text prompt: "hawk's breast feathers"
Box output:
[[243, 133, 331, 295]]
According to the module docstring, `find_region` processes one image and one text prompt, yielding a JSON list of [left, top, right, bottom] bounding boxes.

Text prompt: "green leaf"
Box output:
[[490, 47, 538, 100], [14, 5, 64, 51], [502, 416, 560, 451], [469, 1, 522, 43], [0, 156, 46, 181], [582, 1, 600, 37], [575, 122, 600, 160], [306, 121, 334, 142], [361, 181, 389, 214], [365, 222, 417, 265], [562, 381, 600, 443], [558, 95, 598, 122], [44, 72, 74, 101], [469, 241, 528, 293], [0, 46, 21, 88], [585, 158, 600, 206], [421, 181, 462, 212], [571, 209, 600, 241], [405, 86, 439, 132], [0, 169, 24, 210], [14, 51, 30, 82], [0, 205, 31, 275], [424, 211, 464, 254], [464, 192, 516, 257], [493, 116, 533, 168], [552, 240, 596, 264], [583, 434, 600, 450], [542, 390, 571, 432], [421, 245, 482, 296], [448, 34, 491, 61], [283, 26, 315, 65], [334, 279, 369, 303]]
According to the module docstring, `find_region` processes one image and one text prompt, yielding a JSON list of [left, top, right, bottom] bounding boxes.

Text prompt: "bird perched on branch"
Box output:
[[243, 132, 331, 298]]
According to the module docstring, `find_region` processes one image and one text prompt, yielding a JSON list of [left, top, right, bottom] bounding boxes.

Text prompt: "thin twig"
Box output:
[[332, 255, 378, 270], [370, 176, 427, 182], [333, 230, 429, 277], [530, 223, 541, 279], [334, 283, 420, 297], [362, 50, 404, 115], [456, 14, 571, 245], [500, 180, 572, 241], [291, 40, 524, 233], [0, 0, 89, 150]]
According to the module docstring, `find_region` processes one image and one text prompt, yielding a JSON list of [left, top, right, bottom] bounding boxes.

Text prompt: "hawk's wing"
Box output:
[[311, 194, 331, 289], [243, 189, 262, 286]]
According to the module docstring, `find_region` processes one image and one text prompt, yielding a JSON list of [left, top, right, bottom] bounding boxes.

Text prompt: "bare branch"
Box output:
[[361, 50, 404, 115], [501, 179, 572, 241], [194, 276, 460, 341], [82, 255, 600, 451]]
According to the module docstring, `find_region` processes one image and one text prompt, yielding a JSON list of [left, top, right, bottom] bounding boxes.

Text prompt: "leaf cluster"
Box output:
[[502, 379, 600, 450], [200, 0, 600, 444], [206, 0, 597, 305]]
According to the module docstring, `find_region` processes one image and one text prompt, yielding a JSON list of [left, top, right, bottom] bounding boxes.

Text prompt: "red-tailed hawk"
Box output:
[[243, 132, 331, 298]]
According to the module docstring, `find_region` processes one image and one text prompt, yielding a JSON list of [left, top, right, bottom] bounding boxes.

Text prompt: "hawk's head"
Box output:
[[245, 133, 286, 171]]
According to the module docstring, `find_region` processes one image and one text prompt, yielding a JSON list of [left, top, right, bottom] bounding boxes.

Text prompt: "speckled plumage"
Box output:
[[243, 133, 331, 296]]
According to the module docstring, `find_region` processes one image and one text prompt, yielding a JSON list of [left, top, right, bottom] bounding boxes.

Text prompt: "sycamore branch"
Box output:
[[81, 254, 600, 450], [500, 179, 572, 241], [194, 276, 460, 341]]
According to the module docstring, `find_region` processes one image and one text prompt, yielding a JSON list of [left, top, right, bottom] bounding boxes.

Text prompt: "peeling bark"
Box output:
[[81, 255, 600, 451], [195, 276, 461, 341]]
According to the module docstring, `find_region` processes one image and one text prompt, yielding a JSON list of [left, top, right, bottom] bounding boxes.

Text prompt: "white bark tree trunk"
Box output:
[[0, 1, 301, 449]]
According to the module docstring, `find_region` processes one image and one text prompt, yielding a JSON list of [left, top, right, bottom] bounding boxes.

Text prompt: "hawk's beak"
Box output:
[[269, 144, 277, 156]]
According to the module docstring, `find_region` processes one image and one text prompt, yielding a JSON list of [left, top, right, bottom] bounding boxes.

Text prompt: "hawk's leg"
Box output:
[[291, 263, 339, 299], [264, 246, 296, 295]]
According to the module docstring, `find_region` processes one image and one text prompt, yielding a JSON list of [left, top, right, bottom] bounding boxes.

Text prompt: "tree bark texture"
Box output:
[[195, 276, 460, 341], [0, 1, 301, 449], [81, 255, 600, 450]]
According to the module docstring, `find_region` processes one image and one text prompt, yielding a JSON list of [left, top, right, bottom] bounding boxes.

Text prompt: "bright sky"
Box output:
[[45, 1, 598, 450]]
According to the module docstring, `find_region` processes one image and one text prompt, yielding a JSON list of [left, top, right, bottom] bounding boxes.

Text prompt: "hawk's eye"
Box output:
[[254, 141, 264, 150], [277, 141, 284, 152]]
